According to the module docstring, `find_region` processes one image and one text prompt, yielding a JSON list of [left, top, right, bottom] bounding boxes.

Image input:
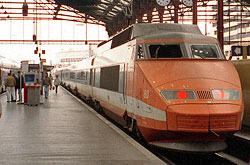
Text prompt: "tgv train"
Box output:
[[60, 23, 244, 152]]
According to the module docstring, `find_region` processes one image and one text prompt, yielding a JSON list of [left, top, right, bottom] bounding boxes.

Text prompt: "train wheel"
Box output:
[[95, 101, 101, 112], [74, 87, 78, 96], [124, 116, 133, 131], [86, 96, 94, 107], [131, 120, 145, 142]]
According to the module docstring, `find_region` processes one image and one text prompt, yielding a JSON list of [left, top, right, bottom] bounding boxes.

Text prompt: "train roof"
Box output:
[[98, 23, 203, 48], [138, 31, 218, 43], [131, 23, 202, 39]]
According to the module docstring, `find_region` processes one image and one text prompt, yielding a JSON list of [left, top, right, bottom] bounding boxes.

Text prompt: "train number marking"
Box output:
[[144, 90, 149, 99]]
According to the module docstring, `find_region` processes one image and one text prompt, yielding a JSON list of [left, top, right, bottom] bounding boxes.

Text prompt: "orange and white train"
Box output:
[[60, 23, 244, 152]]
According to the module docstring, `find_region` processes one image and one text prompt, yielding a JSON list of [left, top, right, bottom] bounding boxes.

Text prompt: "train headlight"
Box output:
[[212, 89, 240, 100], [161, 90, 196, 100]]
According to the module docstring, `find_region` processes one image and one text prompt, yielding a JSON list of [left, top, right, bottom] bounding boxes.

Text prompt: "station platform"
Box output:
[[0, 87, 165, 164]]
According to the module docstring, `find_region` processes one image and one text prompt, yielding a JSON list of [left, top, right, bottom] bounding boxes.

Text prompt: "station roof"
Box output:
[[53, 0, 132, 25]]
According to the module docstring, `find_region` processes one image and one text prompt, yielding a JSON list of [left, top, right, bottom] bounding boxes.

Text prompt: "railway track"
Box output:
[[64, 86, 250, 165], [155, 131, 250, 164]]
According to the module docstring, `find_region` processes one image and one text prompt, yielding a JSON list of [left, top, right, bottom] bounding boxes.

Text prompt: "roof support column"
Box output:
[[158, 7, 164, 23], [173, 0, 179, 23], [192, 0, 197, 25], [137, 0, 143, 23], [217, 0, 224, 51], [147, 0, 153, 23], [85, 16, 88, 44]]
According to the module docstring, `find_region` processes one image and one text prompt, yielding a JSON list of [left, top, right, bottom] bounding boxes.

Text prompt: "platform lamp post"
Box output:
[[34, 44, 46, 95]]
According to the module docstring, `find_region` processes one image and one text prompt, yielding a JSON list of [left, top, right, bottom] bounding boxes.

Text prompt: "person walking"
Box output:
[[54, 75, 60, 94], [5, 73, 16, 102], [16, 71, 24, 102], [42, 73, 52, 99]]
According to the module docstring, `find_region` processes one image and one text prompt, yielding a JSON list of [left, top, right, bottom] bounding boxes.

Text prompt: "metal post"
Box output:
[[217, 0, 224, 52], [137, 0, 142, 23], [158, 7, 164, 23], [229, 0, 231, 44], [174, 4, 178, 23], [147, 0, 152, 23], [85, 16, 88, 44], [193, 0, 197, 25]]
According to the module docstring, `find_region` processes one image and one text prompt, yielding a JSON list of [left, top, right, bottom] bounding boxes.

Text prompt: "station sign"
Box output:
[[232, 46, 250, 56], [21, 61, 29, 73], [41, 59, 46, 63], [29, 64, 39, 70], [231, 46, 243, 56]]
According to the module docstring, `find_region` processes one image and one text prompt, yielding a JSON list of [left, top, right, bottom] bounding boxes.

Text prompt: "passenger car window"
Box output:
[[191, 45, 222, 59], [149, 45, 182, 58]]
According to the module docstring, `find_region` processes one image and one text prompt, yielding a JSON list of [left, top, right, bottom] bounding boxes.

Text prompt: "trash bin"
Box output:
[[27, 85, 40, 106]]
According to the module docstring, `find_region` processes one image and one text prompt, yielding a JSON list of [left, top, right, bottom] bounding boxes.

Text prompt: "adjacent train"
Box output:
[[59, 23, 244, 152], [0, 56, 20, 93], [231, 60, 250, 127]]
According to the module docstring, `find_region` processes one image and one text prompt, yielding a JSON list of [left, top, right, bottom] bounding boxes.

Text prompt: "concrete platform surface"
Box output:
[[0, 87, 165, 164]]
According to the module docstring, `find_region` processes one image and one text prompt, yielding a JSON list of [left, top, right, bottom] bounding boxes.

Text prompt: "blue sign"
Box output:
[[232, 46, 243, 56]]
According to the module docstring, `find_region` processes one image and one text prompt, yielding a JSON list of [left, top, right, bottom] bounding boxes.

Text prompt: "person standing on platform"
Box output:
[[42, 73, 52, 99], [4, 73, 16, 102], [16, 71, 24, 102], [49, 74, 53, 90], [54, 75, 60, 94], [12, 73, 18, 101]]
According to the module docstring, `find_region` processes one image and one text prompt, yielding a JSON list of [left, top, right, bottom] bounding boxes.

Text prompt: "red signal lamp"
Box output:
[[177, 91, 187, 99]]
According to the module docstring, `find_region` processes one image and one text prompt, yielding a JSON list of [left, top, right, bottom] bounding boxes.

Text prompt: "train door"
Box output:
[[125, 44, 136, 116], [90, 68, 95, 96], [122, 64, 127, 105], [131, 44, 145, 116]]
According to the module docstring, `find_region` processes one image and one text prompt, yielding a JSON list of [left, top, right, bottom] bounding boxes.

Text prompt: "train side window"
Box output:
[[87, 70, 91, 85], [94, 68, 100, 88], [81, 71, 87, 80], [65, 72, 69, 80], [70, 72, 75, 79], [137, 45, 144, 59], [100, 65, 119, 92], [149, 45, 182, 58], [76, 71, 87, 80]]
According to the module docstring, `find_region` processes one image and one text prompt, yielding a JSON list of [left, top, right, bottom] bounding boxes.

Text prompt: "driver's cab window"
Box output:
[[137, 44, 144, 59], [149, 44, 183, 58]]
